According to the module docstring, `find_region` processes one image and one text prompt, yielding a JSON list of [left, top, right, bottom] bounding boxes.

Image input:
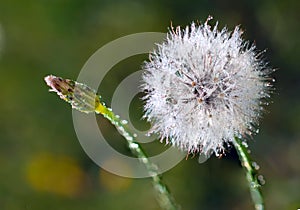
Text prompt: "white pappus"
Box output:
[[142, 18, 273, 156]]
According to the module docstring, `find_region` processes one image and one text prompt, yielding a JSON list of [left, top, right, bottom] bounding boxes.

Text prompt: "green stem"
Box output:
[[232, 136, 264, 210], [96, 100, 180, 210]]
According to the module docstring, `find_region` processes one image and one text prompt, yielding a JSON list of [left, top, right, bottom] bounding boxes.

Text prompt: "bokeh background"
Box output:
[[0, 0, 299, 209]]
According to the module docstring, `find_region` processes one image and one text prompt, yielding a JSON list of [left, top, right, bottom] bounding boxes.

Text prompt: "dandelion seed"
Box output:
[[142, 18, 273, 156]]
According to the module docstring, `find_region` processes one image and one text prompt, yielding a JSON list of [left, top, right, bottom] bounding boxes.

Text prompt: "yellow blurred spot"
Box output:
[[26, 153, 86, 197], [99, 158, 132, 192]]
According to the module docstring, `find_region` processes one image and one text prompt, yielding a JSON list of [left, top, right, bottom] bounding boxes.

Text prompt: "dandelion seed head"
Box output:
[[142, 19, 273, 156]]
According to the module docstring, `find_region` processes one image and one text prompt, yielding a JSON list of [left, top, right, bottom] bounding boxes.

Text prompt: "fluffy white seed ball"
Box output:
[[142, 19, 273, 156]]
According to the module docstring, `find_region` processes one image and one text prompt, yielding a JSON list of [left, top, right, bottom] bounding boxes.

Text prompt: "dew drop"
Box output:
[[272, 78, 276, 82], [121, 120, 128, 125], [242, 141, 248, 148], [207, 15, 213, 21], [250, 181, 260, 189], [126, 136, 133, 141], [140, 157, 149, 164], [237, 134, 243, 139], [257, 175, 266, 185], [255, 204, 264, 210], [148, 171, 158, 177], [255, 129, 260, 134], [129, 142, 139, 149], [251, 162, 260, 170], [133, 133, 137, 137]]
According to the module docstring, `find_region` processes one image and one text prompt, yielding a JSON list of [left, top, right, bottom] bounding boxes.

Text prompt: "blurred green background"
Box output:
[[0, 0, 299, 209]]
